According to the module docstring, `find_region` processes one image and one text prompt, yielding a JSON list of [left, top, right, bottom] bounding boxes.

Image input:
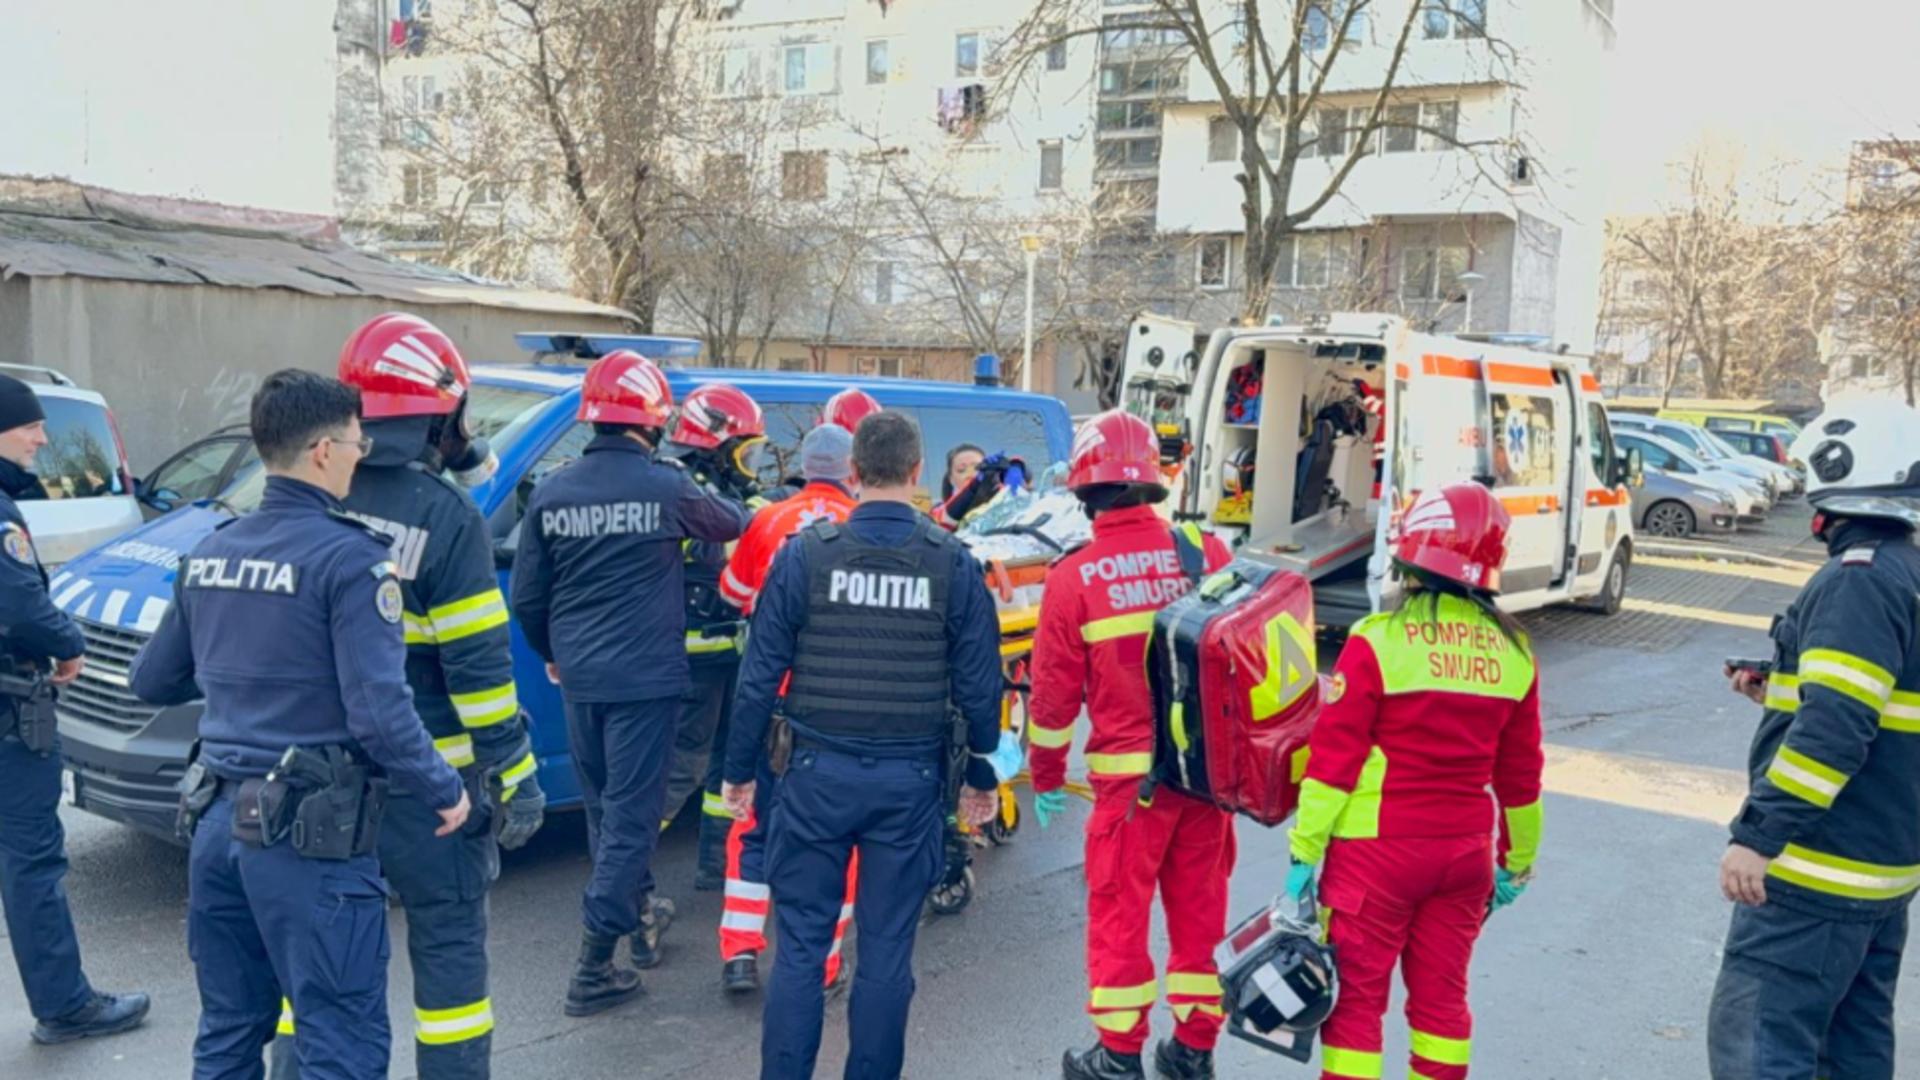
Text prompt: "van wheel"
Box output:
[[1644, 501, 1695, 539], [1580, 546, 1629, 616]]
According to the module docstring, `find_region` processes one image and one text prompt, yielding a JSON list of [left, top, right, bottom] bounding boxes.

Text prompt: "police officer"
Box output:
[[655, 383, 768, 890], [510, 351, 748, 1016], [722, 409, 1002, 1080], [0, 373, 150, 1045], [296, 312, 538, 1078], [1709, 399, 1920, 1080], [131, 369, 470, 1077]]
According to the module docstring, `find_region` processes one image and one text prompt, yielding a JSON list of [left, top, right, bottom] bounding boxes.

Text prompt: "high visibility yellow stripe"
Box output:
[[1170, 1002, 1224, 1021], [1799, 648, 1895, 710], [1081, 611, 1156, 643], [1290, 776, 1351, 866], [1882, 690, 1920, 733], [702, 790, 733, 819], [429, 590, 510, 643], [404, 613, 436, 646], [1768, 844, 1920, 901], [1331, 746, 1389, 840], [1165, 971, 1221, 999], [1764, 672, 1800, 713], [451, 682, 518, 729], [1085, 751, 1153, 778], [1411, 1029, 1472, 1066], [1028, 722, 1074, 750], [498, 750, 536, 789], [1092, 1009, 1142, 1033], [415, 998, 494, 1046], [1089, 981, 1157, 1009], [434, 734, 476, 769], [277, 998, 295, 1036], [1322, 1045, 1384, 1078], [686, 632, 737, 654], [1503, 800, 1543, 875], [1765, 746, 1846, 808]]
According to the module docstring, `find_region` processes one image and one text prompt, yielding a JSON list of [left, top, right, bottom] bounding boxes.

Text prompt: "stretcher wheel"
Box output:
[[983, 790, 1020, 845], [928, 867, 975, 915]]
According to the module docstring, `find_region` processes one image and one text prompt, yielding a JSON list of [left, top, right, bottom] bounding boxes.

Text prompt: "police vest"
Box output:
[[784, 517, 952, 741]]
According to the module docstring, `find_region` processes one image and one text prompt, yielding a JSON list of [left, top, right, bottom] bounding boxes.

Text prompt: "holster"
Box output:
[[234, 745, 388, 860], [766, 711, 794, 777], [176, 750, 218, 842], [0, 669, 57, 755]]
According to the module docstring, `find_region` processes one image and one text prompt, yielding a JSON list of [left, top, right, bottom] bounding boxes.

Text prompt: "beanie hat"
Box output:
[[0, 375, 45, 434], [800, 423, 853, 482]]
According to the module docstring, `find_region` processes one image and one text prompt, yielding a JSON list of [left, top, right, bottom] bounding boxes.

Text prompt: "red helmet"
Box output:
[[338, 313, 471, 418], [668, 383, 765, 450], [823, 387, 881, 434], [578, 350, 673, 427], [1394, 483, 1512, 593], [1067, 410, 1164, 492]]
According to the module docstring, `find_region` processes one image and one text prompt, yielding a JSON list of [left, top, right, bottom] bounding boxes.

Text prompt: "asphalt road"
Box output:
[[4, 511, 1916, 1078]]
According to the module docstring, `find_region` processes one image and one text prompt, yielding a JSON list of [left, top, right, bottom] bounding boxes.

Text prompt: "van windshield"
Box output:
[[218, 384, 555, 514], [35, 396, 128, 500], [752, 400, 1054, 504]]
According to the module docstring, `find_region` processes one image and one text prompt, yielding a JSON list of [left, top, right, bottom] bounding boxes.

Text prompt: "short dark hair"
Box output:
[[251, 369, 361, 469], [852, 410, 922, 487], [592, 421, 661, 443]]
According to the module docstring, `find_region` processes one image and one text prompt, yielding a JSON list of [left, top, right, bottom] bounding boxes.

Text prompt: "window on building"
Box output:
[[1850, 354, 1889, 379], [1097, 137, 1160, 170], [1096, 178, 1158, 216], [777, 357, 810, 372], [1314, 107, 1346, 157], [1421, 100, 1459, 150], [858, 356, 904, 377], [1297, 233, 1331, 287], [471, 179, 508, 206], [1384, 103, 1420, 153], [400, 164, 437, 207], [1348, 108, 1376, 156], [956, 33, 980, 77], [1273, 235, 1296, 287], [1046, 25, 1068, 70], [1198, 237, 1231, 289], [866, 39, 890, 84], [401, 75, 441, 114], [781, 151, 827, 201], [783, 43, 833, 95], [1421, 0, 1487, 39], [1100, 61, 1183, 96], [873, 261, 895, 304], [1097, 101, 1159, 132], [1039, 141, 1064, 190], [1303, 4, 1331, 50], [1457, 0, 1487, 37], [1422, 0, 1451, 38], [713, 48, 753, 96], [1208, 116, 1239, 163], [1401, 240, 1471, 300], [703, 153, 748, 200]]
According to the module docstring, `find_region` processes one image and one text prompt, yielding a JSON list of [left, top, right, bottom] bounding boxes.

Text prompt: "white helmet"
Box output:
[[1790, 397, 1920, 527]]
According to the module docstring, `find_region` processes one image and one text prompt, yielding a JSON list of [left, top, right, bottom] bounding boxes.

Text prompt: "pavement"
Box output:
[[5, 508, 1917, 1078]]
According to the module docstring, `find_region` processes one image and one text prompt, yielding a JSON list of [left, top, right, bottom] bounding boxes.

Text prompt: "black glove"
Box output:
[[494, 773, 546, 851]]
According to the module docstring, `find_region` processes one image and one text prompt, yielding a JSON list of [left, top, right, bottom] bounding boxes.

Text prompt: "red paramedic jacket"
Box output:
[[1028, 505, 1231, 793]]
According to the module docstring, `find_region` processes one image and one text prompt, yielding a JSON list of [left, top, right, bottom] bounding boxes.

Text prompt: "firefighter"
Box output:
[[1708, 400, 1920, 1080], [713, 422, 861, 995], [654, 383, 769, 890], [131, 369, 470, 1077], [1028, 409, 1234, 1080], [266, 313, 540, 1080], [721, 409, 1002, 1080], [0, 372, 149, 1046], [1286, 481, 1544, 1080], [509, 351, 748, 1016]]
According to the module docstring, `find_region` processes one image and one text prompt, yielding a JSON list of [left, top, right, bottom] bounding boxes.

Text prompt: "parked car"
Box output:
[[1658, 407, 1801, 441], [1630, 466, 1741, 539], [1611, 428, 1766, 522], [1611, 414, 1780, 507], [1713, 427, 1793, 468], [1698, 427, 1802, 496], [0, 364, 143, 567], [51, 336, 1076, 842], [133, 424, 260, 520]]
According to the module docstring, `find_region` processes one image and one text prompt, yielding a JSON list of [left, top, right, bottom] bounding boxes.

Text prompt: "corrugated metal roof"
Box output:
[[0, 176, 631, 320]]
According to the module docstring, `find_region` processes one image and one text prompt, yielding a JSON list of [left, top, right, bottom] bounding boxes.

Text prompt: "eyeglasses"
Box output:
[[311, 435, 374, 456]]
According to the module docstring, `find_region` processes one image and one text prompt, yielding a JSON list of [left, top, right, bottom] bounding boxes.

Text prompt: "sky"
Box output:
[[1602, 0, 1920, 216]]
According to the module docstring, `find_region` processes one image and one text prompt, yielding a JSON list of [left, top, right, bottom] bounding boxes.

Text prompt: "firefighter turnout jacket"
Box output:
[[1733, 518, 1920, 916], [345, 422, 535, 795], [1027, 505, 1231, 793], [1290, 592, 1545, 873], [719, 481, 857, 613], [511, 435, 748, 702]]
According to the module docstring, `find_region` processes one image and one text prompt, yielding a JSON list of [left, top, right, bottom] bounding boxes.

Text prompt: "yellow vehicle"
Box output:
[[1654, 407, 1801, 440]]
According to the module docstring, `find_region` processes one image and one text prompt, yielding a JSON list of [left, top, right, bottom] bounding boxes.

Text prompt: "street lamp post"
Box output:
[[1457, 270, 1486, 332], [1020, 233, 1042, 392]]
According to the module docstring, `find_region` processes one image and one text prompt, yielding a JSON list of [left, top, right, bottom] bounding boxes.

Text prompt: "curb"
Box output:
[[1638, 540, 1817, 570]]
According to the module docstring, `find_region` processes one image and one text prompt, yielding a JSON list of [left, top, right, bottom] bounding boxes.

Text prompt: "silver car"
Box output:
[[1612, 415, 1780, 507], [1630, 465, 1740, 539]]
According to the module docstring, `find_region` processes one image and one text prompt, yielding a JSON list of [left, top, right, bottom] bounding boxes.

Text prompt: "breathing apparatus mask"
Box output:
[[435, 397, 497, 488]]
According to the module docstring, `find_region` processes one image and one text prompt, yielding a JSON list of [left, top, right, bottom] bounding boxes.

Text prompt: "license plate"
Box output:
[[61, 769, 77, 807]]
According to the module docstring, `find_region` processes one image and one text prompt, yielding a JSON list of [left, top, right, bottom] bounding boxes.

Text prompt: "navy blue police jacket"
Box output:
[[509, 434, 748, 703], [0, 461, 85, 674], [724, 500, 1004, 792], [129, 476, 461, 808]]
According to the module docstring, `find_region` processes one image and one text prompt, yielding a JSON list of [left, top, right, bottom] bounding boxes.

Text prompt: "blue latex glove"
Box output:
[[979, 730, 1025, 784], [1285, 860, 1317, 903], [1488, 867, 1529, 914], [1033, 790, 1068, 830]]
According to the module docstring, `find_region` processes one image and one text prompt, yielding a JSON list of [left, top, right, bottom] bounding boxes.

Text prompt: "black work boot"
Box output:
[[1063, 1042, 1145, 1080], [722, 953, 760, 994], [694, 815, 729, 892], [628, 895, 675, 970], [30, 991, 152, 1045], [1153, 1037, 1215, 1080], [565, 932, 643, 1017]]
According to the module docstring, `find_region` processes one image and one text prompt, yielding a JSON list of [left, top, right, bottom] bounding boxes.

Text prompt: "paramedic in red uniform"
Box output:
[[1028, 410, 1235, 1080], [1286, 482, 1545, 1080]]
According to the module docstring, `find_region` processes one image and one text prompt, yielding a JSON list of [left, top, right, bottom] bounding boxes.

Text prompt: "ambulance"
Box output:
[[1119, 312, 1639, 626]]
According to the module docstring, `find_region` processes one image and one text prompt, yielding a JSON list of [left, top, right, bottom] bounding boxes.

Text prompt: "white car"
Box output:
[[0, 365, 143, 567], [1612, 428, 1764, 520], [1612, 414, 1780, 507]]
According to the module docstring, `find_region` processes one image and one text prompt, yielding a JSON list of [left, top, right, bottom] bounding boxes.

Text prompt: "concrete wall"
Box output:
[[13, 278, 631, 470]]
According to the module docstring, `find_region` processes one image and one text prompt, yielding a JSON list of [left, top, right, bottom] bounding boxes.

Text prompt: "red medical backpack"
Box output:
[[1148, 560, 1323, 826]]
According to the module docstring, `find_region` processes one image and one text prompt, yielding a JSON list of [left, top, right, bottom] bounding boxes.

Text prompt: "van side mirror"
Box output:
[[139, 482, 184, 512], [1614, 447, 1644, 488]]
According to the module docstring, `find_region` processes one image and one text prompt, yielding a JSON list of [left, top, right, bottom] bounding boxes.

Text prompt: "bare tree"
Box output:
[[1005, 0, 1514, 324]]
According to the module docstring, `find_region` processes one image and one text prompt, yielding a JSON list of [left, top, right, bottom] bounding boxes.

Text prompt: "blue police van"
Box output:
[[53, 335, 1074, 841]]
